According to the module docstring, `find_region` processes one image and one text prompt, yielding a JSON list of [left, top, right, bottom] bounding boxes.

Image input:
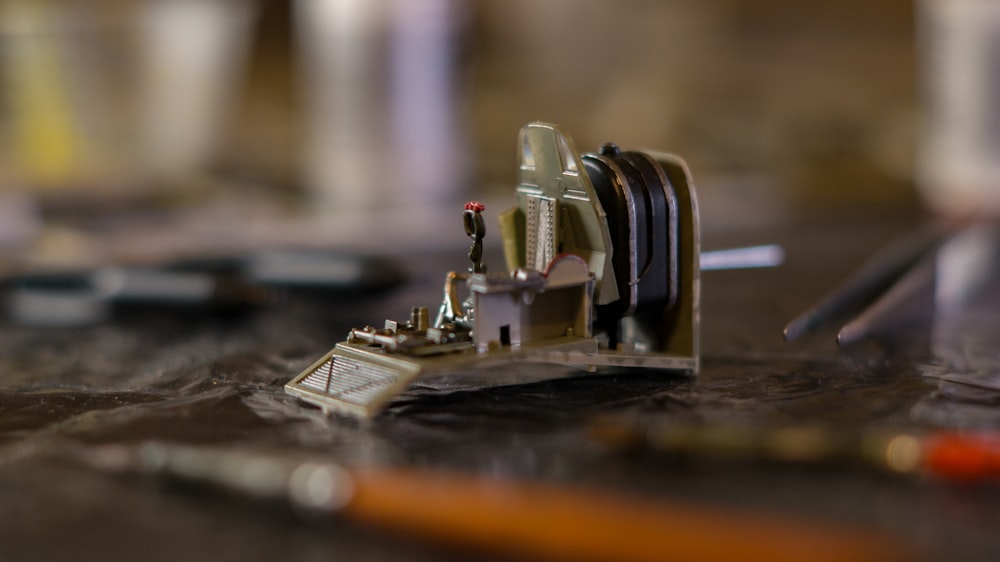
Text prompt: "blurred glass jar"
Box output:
[[295, 0, 470, 213], [0, 0, 258, 193], [918, 0, 1000, 217], [136, 0, 258, 181]]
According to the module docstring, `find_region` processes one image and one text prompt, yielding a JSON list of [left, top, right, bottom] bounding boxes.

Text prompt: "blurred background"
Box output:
[[0, 0, 989, 270], [10, 5, 1000, 561]]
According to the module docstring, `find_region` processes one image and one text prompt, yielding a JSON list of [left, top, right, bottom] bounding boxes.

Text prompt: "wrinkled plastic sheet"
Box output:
[[5, 232, 1000, 561]]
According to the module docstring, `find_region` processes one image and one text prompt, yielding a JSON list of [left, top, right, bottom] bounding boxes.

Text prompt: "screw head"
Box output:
[[598, 143, 621, 156]]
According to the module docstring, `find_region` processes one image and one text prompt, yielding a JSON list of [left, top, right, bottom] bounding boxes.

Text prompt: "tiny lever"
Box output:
[[464, 201, 487, 274]]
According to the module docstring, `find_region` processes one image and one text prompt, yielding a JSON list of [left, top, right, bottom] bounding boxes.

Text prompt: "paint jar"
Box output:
[[917, 0, 1000, 217]]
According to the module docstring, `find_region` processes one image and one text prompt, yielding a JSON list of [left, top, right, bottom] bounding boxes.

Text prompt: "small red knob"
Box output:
[[464, 201, 485, 212]]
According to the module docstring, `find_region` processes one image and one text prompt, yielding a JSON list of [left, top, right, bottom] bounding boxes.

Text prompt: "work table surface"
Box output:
[[3, 200, 999, 562]]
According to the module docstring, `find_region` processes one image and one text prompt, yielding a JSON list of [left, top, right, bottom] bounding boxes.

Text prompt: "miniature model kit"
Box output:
[[285, 122, 700, 418]]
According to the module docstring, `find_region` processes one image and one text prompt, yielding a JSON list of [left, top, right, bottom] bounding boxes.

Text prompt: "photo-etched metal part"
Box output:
[[286, 122, 700, 419]]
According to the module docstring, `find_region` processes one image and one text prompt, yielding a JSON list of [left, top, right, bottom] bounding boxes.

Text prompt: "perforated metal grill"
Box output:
[[525, 195, 556, 271], [297, 355, 401, 404]]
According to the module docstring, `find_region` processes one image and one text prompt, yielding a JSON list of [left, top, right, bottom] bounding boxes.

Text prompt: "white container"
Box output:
[[917, 0, 1000, 217], [295, 0, 468, 213]]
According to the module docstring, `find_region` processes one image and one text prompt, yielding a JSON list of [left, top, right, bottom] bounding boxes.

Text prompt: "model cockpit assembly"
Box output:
[[285, 122, 700, 418]]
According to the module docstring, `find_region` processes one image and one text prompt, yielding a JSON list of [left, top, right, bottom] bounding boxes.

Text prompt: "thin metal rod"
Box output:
[[835, 250, 937, 346], [700, 244, 785, 271]]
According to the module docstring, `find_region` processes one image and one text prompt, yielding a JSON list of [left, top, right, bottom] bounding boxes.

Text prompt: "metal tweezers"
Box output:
[[783, 221, 963, 345]]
